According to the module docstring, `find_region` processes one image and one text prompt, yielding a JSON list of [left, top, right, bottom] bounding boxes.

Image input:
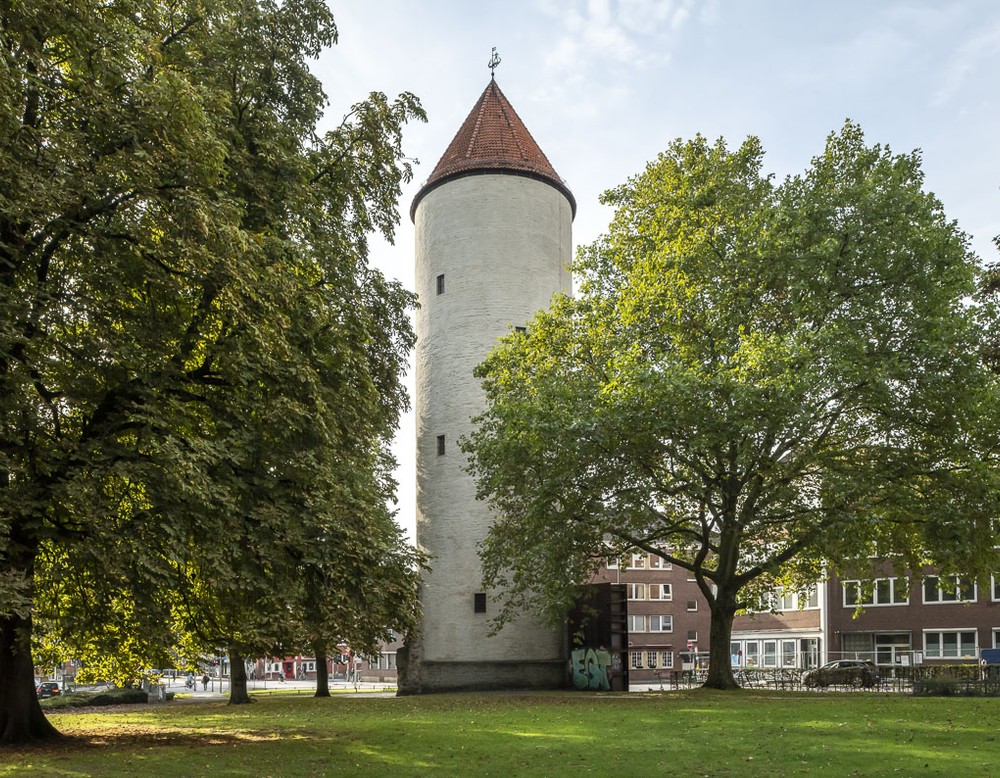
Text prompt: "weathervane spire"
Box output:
[[488, 47, 501, 79]]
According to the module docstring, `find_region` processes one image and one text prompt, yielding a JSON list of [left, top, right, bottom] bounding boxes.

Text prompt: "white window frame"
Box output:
[[649, 615, 673, 633], [630, 651, 643, 669], [991, 575, 1000, 602], [843, 577, 909, 607], [781, 640, 797, 668], [628, 553, 646, 570], [922, 576, 976, 604], [646, 651, 658, 669], [649, 583, 672, 601], [628, 615, 646, 633], [627, 583, 647, 601], [606, 556, 619, 570], [649, 555, 672, 570], [661, 651, 674, 669], [923, 629, 978, 659], [686, 600, 698, 612]]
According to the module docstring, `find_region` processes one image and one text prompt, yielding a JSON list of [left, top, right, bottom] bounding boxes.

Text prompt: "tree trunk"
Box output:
[[702, 591, 740, 690], [313, 639, 330, 698], [227, 648, 252, 705], [0, 611, 62, 744]]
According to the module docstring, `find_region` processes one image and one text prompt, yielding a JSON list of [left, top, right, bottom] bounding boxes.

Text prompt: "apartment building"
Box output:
[[591, 554, 1000, 682], [589, 551, 711, 683]]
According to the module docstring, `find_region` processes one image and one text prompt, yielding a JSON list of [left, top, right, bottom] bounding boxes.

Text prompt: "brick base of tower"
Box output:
[[396, 635, 566, 694]]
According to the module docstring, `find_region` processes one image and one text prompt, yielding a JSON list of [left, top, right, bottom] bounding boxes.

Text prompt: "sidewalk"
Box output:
[[159, 677, 396, 697]]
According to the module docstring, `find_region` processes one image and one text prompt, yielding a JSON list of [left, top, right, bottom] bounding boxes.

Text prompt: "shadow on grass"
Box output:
[[4, 690, 1000, 776]]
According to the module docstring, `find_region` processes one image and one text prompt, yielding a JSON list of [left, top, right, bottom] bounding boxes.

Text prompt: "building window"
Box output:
[[436, 274, 445, 294], [436, 435, 445, 456], [922, 576, 976, 604], [924, 630, 977, 659], [781, 640, 796, 668], [801, 586, 820, 609], [649, 615, 673, 633], [994, 629, 1000, 649], [650, 583, 672, 601], [649, 554, 671, 570], [646, 651, 658, 669], [606, 556, 619, 569], [628, 553, 646, 570], [687, 630, 698, 642], [843, 578, 909, 607], [628, 615, 646, 633], [686, 600, 698, 612], [745, 641, 759, 668], [514, 326, 526, 333], [762, 640, 778, 667], [661, 651, 674, 669], [627, 583, 647, 601], [630, 652, 643, 669], [992, 576, 1000, 601], [474, 592, 487, 613]]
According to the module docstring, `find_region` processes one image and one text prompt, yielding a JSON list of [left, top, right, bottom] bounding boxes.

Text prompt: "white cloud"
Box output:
[[542, 0, 693, 77], [618, 0, 691, 34], [931, 22, 1000, 107]]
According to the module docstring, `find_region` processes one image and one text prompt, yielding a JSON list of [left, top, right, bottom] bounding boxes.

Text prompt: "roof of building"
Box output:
[[411, 78, 576, 219]]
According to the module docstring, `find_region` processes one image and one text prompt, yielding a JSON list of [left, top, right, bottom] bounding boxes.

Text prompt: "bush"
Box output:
[[912, 678, 1000, 697], [41, 687, 151, 709]]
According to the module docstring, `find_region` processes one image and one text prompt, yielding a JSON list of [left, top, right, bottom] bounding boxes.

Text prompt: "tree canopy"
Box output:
[[1, 0, 423, 742], [464, 123, 1000, 689]]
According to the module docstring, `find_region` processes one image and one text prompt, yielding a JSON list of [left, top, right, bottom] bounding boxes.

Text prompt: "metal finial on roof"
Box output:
[[488, 47, 501, 78]]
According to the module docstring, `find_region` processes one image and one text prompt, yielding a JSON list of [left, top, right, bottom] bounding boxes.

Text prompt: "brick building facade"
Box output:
[[591, 553, 1000, 683]]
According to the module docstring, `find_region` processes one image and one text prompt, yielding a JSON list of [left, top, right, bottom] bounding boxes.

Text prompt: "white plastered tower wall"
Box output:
[[399, 79, 575, 693]]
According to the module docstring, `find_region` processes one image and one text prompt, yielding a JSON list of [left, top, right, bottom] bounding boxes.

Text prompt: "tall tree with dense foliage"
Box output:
[[1, 0, 423, 743], [464, 124, 1000, 689]]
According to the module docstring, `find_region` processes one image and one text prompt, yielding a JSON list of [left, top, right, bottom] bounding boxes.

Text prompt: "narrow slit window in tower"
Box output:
[[474, 593, 487, 613], [436, 435, 445, 456], [436, 274, 445, 294]]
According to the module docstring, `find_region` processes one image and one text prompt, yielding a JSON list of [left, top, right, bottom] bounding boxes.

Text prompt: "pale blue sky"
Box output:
[[316, 1, 1000, 539]]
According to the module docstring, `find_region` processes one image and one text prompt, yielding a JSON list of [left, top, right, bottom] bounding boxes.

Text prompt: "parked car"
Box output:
[[35, 682, 61, 699], [802, 660, 879, 688]]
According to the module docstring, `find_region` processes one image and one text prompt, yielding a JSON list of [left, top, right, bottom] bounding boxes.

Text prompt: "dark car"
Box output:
[[802, 660, 879, 688], [36, 681, 61, 699]]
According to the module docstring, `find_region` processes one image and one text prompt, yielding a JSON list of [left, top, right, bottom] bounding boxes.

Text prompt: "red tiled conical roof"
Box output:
[[411, 79, 575, 219]]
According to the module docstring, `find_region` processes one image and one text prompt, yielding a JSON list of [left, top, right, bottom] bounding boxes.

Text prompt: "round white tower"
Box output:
[[399, 78, 575, 693]]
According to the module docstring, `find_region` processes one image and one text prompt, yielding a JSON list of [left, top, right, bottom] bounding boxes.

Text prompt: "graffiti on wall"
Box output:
[[571, 647, 612, 690]]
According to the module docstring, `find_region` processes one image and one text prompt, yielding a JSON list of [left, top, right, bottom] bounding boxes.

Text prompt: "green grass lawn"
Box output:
[[3, 690, 998, 776]]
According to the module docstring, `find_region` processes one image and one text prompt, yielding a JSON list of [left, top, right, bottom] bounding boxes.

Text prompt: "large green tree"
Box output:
[[1, 0, 423, 742], [464, 124, 1000, 690]]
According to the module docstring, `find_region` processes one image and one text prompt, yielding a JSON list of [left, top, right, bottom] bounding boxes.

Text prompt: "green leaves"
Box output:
[[2, 0, 424, 734], [465, 122, 1000, 685]]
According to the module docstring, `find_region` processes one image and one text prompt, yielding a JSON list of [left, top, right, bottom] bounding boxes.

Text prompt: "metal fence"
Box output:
[[650, 663, 992, 693]]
